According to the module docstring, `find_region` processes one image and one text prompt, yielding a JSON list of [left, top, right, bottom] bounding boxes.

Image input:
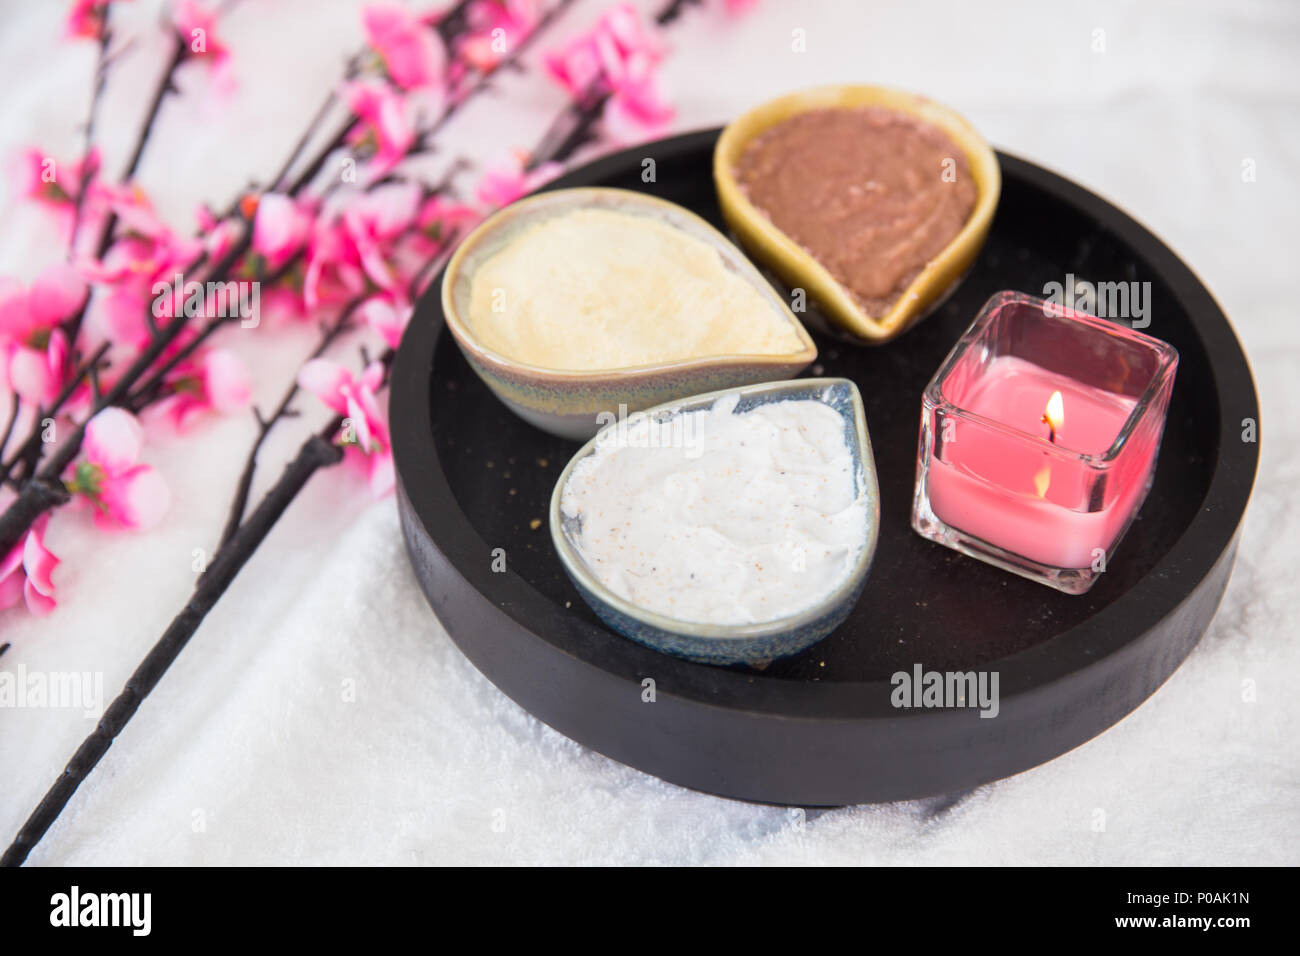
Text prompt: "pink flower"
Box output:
[[0, 499, 58, 617], [544, 3, 666, 94], [724, 0, 759, 15], [82, 185, 203, 296], [93, 287, 149, 348], [3, 329, 69, 407], [258, 285, 309, 326], [474, 152, 562, 209], [417, 193, 480, 234], [358, 293, 412, 349], [173, 0, 228, 66], [12, 148, 71, 204], [64, 0, 122, 41], [196, 204, 242, 262], [410, 194, 479, 257], [27, 263, 87, 321], [543, 34, 602, 97], [303, 217, 368, 312], [459, 0, 541, 73], [90, 182, 165, 238], [362, 4, 447, 91], [298, 358, 393, 497], [66, 407, 171, 530], [145, 347, 252, 431], [0, 263, 86, 405], [252, 193, 313, 270], [601, 70, 674, 143], [343, 81, 415, 177], [543, 4, 673, 141], [341, 181, 421, 289], [10, 147, 100, 244]]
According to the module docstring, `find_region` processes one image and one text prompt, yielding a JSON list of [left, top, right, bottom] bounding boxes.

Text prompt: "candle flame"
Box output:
[[1033, 464, 1051, 498], [1044, 391, 1065, 433]]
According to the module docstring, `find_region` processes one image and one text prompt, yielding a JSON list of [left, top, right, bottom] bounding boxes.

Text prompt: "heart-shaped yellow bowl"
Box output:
[[714, 85, 1001, 344]]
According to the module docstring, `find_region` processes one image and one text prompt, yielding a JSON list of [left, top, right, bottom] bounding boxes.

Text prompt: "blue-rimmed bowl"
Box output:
[[549, 378, 880, 666]]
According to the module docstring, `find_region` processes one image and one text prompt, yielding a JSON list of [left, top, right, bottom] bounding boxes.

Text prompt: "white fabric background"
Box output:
[[0, 0, 1296, 865]]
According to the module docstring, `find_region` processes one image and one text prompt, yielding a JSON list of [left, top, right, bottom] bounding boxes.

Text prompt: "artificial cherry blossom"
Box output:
[[66, 407, 171, 530], [362, 3, 448, 91], [298, 358, 393, 497], [0, 263, 87, 404], [145, 347, 252, 431], [0, 499, 58, 617], [343, 81, 416, 177]]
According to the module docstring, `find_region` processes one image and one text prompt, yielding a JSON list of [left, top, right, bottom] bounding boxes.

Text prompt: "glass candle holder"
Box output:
[[911, 290, 1179, 594]]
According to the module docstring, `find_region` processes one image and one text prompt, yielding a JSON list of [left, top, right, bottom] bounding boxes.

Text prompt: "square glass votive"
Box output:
[[911, 290, 1179, 594]]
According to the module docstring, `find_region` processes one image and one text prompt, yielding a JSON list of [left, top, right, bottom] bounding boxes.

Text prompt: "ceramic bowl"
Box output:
[[713, 84, 1001, 344], [549, 377, 880, 666], [441, 187, 818, 440]]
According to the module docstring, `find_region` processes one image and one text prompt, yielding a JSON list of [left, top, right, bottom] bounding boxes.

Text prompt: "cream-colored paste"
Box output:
[[467, 208, 803, 370]]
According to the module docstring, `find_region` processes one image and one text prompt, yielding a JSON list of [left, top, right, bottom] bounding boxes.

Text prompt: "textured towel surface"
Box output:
[[0, 0, 1296, 865]]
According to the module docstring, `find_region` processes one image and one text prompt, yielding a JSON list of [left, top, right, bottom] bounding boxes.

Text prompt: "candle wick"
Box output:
[[1042, 413, 1057, 444]]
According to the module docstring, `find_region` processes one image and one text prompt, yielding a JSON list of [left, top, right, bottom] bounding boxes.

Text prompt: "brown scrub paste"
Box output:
[[734, 107, 978, 317]]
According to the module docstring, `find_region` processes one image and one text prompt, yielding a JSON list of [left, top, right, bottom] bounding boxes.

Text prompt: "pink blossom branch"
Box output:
[[291, 0, 579, 198], [268, 60, 361, 192], [66, 10, 114, 257], [411, 0, 580, 150], [0, 0, 697, 866], [0, 231, 252, 556], [53, 0, 573, 416], [93, 33, 188, 261], [0, 341, 111, 489], [4, 0, 573, 505]]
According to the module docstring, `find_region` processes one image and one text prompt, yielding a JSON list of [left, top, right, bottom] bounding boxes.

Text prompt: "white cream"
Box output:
[[559, 395, 869, 626]]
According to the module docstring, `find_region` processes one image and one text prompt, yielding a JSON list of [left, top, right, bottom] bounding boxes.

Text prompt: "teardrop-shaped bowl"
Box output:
[[714, 85, 1001, 344], [549, 377, 880, 666], [441, 187, 818, 440]]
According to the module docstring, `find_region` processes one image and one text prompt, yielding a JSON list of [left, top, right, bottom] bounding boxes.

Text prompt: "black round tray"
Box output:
[[391, 130, 1259, 806]]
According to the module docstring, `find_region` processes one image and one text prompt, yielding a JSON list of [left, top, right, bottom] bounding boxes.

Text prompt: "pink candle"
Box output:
[[928, 356, 1143, 569], [912, 292, 1178, 594]]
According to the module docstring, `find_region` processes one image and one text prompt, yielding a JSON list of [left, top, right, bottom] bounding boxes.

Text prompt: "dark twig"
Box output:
[[527, 87, 610, 171], [432, 0, 475, 44], [655, 0, 703, 25], [96, 33, 188, 261], [217, 295, 364, 545], [269, 50, 366, 192], [404, 0, 582, 158], [0, 432, 343, 868], [0, 398, 20, 475], [67, 17, 114, 257], [219, 216, 461, 543], [47, 27, 189, 406], [527, 0, 702, 169]]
